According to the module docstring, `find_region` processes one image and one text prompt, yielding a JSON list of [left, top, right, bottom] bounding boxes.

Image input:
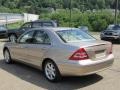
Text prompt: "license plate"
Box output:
[[96, 52, 106, 58]]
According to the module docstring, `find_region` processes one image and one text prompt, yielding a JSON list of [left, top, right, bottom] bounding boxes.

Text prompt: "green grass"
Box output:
[[7, 21, 24, 29]]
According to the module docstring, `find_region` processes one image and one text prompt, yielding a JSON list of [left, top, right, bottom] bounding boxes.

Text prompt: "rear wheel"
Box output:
[[43, 60, 61, 82], [4, 49, 12, 64], [9, 34, 17, 42]]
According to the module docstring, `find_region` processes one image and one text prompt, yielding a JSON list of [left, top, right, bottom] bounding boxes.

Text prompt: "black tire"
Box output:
[[43, 60, 61, 82], [3, 49, 12, 64], [118, 38, 120, 43], [9, 34, 17, 42], [101, 37, 104, 40]]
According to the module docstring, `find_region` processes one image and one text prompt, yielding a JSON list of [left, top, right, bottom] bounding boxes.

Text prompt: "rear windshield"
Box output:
[[56, 29, 95, 43]]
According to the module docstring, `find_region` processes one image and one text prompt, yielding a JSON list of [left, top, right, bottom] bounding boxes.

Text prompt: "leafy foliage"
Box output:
[[0, 0, 119, 32], [41, 9, 115, 31], [0, 0, 120, 14]]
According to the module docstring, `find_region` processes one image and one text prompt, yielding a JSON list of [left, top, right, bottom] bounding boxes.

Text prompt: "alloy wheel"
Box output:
[[4, 50, 11, 63], [45, 62, 56, 80]]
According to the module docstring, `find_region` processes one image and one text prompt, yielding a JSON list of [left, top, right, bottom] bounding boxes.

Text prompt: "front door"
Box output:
[[11, 30, 35, 62], [24, 30, 51, 66]]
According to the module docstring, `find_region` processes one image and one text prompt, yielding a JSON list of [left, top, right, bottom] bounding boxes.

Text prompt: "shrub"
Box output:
[[40, 9, 115, 32]]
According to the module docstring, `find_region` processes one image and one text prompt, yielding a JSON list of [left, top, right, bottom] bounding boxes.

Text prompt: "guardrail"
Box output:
[[0, 13, 39, 25]]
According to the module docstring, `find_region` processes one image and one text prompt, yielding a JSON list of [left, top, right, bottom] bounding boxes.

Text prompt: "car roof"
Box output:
[[29, 27, 78, 32]]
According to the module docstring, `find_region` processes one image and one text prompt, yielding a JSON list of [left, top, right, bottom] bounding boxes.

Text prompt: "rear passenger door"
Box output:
[[25, 30, 52, 66]]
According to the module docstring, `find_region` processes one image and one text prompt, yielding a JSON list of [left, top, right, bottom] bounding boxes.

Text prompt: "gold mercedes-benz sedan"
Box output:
[[3, 27, 114, 82]]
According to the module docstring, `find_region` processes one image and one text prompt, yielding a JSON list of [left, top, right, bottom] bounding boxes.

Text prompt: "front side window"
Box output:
[[19, 31, 34, 43], [33, 31, 51, 44], [56, 29, 95, 43]]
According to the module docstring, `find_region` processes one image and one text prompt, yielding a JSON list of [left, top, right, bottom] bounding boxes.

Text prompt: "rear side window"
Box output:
[[33, 31, 51, 44]]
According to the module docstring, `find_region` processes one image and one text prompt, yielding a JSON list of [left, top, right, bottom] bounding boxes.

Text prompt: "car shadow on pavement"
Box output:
[[104, 40, 120, 45], [112, 41, 120, 44], [0, 59, 103, 90]]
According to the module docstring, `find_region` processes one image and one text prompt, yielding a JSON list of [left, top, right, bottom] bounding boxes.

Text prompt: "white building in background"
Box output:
[[23, 13, 39, 22], [0, 13, 39, 25]]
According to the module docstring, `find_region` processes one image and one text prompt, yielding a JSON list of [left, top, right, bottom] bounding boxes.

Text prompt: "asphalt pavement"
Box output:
[[0, 35, 120, 90]]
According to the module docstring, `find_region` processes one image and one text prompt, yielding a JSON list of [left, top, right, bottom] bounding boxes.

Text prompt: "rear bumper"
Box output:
[[58, 54, 114, 76]]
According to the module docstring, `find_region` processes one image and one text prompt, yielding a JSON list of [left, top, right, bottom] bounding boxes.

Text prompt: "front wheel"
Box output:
[[43, 60, 61, 82], [4, 49, 12, 64]]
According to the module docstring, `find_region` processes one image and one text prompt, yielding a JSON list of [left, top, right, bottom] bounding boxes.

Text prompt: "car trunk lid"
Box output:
[[68, 40, 112, 61]]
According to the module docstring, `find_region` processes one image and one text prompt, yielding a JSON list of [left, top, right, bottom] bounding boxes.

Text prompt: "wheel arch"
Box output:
[[42, 58, 61, 82], [42, 58, 54, 70], [42, 58, 59, 71], [3, 47, 9, 53]]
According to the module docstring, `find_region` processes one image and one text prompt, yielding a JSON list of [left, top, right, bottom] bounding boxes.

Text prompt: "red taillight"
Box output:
[[69, 48, 89, 61]]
